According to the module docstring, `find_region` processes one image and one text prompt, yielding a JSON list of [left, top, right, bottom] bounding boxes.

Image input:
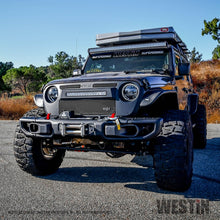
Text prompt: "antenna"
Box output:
[[75, 39, 78, 57]]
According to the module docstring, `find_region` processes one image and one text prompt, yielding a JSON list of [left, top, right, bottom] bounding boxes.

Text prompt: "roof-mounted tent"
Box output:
[[96, 27, 189, 56]]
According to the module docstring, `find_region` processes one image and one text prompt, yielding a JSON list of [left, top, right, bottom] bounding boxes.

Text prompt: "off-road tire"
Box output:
[[22, 107, 47, 118], [14, 108, 66, 175], [153, 110, 193, 191], [192, 104, 207, 149]]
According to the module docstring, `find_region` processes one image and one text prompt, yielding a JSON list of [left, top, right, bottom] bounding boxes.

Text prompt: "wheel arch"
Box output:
[[138, 91, 179, 116]]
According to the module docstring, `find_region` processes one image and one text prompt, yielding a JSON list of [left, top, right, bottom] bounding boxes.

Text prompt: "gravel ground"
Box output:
[[0, 121, 219, 220]]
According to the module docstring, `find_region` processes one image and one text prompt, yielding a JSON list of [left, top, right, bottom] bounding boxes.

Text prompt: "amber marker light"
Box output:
[[160, 85, 174, 90]]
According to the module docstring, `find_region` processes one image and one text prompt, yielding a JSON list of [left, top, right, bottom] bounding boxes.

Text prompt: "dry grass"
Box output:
[[0, 60, 219, 123], [191, 60, 220, 123], [191, 60, 220, 80], [0, 95, 35, 120], [207, 111, 220, 124]]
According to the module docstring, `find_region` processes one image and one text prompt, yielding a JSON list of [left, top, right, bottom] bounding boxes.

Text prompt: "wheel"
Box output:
[[13, 108, 66, 175], [22, 107, 47, 118], [192, 104, 207, 149], [153, 110, 193, 191]]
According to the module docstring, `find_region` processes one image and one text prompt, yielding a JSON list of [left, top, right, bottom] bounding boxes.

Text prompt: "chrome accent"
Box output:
[[59, 123, 85, 137]]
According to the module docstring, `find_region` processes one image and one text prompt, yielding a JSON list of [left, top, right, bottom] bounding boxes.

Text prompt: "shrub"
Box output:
[[191, 60, 220, 123], [0, 95, 35, 120]]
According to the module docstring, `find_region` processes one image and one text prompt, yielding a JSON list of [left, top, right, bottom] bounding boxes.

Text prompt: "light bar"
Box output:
[[89, 42, 168, 55], [66, 91, 107, 97]]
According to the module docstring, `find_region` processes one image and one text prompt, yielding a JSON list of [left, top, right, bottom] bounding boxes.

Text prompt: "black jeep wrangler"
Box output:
[[14, 27, 207, 191]]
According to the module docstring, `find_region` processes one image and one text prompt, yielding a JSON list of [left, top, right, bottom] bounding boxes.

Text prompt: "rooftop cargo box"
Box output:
[[96, 27, 189, 54]]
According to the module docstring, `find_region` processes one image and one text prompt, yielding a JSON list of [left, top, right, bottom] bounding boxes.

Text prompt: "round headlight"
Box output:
[[46, 86, 58, 103], [122, 83, 139, 101]]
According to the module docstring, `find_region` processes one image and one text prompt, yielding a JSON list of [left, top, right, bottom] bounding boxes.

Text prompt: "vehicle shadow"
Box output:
[[127, 137, 220, 201], [40, 137, 220, 201], [43, 165, 154, 184]]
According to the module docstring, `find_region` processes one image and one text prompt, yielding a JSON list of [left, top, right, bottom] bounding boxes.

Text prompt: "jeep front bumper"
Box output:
[[20, 117, 163, 141]]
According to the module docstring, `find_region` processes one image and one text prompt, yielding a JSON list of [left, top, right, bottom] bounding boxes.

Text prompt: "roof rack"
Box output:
[[96, 27, 189, 56], [89, 42, 168, 55]]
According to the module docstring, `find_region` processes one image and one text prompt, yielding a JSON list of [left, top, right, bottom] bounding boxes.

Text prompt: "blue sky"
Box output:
[[0, 0, 219, 67]]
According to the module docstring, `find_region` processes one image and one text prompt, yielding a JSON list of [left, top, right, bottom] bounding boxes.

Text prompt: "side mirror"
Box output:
[[178, 63, 190, 76], [73, 69, 82, 76]]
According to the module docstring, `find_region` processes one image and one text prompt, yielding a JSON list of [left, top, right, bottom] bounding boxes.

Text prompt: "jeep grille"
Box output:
[[59, 99, 115, 116]]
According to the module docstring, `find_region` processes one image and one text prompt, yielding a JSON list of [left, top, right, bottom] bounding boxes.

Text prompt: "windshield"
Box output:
[[84, 51, 170, 74]]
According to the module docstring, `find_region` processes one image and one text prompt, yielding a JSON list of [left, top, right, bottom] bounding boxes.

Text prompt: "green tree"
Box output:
[[28, 66, 48, 92], [202, 17, 220, 59], [0, 62, 13, 91], [77, 54, 86, 68], [212, 45, 220, 60], [3, 65, 47, 94], [48, 51, 85, 79], [48, 56, 54, 64], [202, 18, 220, 43], [189, 47, 203, 63]]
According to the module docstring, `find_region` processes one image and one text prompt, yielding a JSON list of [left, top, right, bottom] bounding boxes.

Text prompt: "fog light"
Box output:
[[29, 123, 39, 132]]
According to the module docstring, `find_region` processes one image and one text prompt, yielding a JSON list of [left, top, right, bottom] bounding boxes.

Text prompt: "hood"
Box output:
[[46, 72, 172, 88]]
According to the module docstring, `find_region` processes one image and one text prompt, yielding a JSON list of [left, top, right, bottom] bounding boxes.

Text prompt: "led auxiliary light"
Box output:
[[66, 91, 107, 97]]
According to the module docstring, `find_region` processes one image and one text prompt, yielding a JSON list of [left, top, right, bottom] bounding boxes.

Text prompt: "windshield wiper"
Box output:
[[124, 69, 164, 74], [124, 70, 149, 74]]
